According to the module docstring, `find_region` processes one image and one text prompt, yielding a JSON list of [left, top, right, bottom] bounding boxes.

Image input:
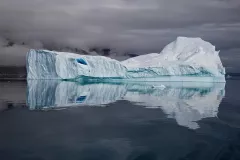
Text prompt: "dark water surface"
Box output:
[[0, 80, 240, 160]]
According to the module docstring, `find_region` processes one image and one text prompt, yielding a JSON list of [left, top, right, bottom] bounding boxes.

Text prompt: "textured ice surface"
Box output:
[[27, 81, 225, 129], [27, 37, 225, 82], [27, 50, 126, 79], [122, 37, 225, 78]]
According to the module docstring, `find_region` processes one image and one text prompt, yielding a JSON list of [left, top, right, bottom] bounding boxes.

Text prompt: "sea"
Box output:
[[0, 78, 240, 160]]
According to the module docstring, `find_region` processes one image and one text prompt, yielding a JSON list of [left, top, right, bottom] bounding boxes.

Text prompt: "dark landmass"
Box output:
[[0, 66, 26, 80], [227, 73, 240, 77]]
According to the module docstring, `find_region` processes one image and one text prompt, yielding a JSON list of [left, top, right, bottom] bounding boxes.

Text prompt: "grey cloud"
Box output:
[[0, 0, 239, 69]]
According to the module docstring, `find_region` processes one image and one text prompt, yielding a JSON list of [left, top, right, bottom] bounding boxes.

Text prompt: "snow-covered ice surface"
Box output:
[[27, 37, 225, 82], [122, 37, 225, 79], [27, 81, 225, 129]]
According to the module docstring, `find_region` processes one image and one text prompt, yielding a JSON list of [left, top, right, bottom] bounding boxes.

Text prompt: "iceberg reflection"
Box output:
[[27, 80, 225, 129]]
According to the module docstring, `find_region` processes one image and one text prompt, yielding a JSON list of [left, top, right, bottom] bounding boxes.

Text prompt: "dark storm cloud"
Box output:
[[0, 0, 239, 68]]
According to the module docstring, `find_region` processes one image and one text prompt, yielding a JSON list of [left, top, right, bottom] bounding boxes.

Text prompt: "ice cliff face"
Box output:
[[27, 37, 225, 82], [27, 50, 127, 79]]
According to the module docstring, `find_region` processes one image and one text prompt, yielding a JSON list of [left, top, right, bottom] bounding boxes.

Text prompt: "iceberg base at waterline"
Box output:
[[26, 37, 226, 82], [27, 80, 225, 130], [69, 76, 225, 83]]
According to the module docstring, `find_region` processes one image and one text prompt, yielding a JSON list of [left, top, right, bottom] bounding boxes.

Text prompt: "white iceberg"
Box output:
[[27, 37, 225, 82]]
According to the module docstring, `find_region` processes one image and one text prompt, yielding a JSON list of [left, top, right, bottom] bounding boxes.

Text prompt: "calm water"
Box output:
[[0, 79, 240, 160]]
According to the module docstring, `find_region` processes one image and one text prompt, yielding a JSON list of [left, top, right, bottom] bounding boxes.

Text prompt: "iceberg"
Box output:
[[27, 37, 225, 82], [27, 80, 225, 129]]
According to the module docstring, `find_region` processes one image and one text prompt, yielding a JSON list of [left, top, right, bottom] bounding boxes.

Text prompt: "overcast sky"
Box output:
[[0, 0, 240, 71]]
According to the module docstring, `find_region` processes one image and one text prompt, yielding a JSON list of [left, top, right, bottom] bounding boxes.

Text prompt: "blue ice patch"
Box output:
[[76, 58, 87, 65], [76, 96, 87, 103]]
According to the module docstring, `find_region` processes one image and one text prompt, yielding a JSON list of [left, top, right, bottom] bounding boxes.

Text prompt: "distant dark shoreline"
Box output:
[[0, 66, 26, 80], [0, 78, 26, 81]]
